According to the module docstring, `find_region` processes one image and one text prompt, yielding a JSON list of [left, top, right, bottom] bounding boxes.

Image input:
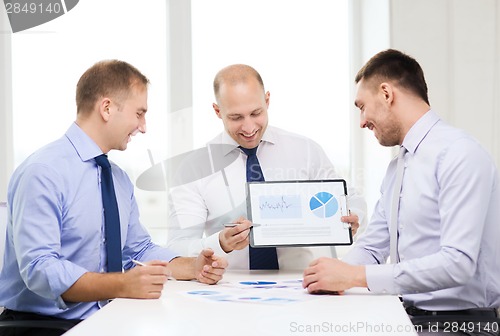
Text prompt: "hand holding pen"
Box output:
[[123, 259, 170, 299], [132, 259, 176, 281], [219, 217, 252, 253]]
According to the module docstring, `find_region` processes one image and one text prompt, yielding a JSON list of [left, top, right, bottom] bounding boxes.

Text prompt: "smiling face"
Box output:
[[213, 78, 269, 149], [355, 79, 402, 147], [106, 84, 148, 151]]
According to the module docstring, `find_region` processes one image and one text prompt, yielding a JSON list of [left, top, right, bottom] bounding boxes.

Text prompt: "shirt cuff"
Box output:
[[45, 260, 88, 309], [204, 231, 230, 257], [365, 263, 397, 294]]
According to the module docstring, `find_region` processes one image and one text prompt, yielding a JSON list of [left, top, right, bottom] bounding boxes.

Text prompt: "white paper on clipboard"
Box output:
[[247, 179, 352, 248]]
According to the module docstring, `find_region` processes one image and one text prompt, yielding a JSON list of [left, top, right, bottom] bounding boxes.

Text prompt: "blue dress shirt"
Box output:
[[343, 110, 500, 310], [0, 123, 178, 319]]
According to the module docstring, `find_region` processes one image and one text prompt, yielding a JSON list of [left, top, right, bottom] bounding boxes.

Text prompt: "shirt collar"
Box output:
[[65, 122, 104, 162], [402, 109, 440, 155], [219, 126, 276, 156]]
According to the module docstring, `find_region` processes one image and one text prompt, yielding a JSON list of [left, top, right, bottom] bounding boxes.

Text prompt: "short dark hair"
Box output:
[[355, 49, 429, 105], [76, 60, 150, 114]]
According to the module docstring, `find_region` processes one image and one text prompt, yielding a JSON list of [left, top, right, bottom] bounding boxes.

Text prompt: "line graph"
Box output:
[[258, 195, 302, 219]]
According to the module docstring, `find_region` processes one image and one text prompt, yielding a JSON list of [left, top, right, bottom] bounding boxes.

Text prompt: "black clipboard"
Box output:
[[247, 179, 352, 248]]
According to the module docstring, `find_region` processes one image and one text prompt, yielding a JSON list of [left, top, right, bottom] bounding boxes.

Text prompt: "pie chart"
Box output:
[[309, 192, 338, 218]]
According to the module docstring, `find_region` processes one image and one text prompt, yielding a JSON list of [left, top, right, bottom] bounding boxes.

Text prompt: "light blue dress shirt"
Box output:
[[343, 110, 500, 310], [0, 123, 178, 319]]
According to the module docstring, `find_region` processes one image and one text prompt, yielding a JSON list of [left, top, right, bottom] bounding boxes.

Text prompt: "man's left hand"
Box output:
[[195, 248, 228, 284]]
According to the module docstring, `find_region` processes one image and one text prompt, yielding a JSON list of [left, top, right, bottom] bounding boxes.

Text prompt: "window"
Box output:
[[10, 0, 169, 241], [191, 0, 351, 176], [9, 0, 352, 243]]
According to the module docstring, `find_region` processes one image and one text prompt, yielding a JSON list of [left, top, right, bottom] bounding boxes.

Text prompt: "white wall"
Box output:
[[349, 0, 500, 222], [0, 9, 13, 201], [389, 0, 500, 166]]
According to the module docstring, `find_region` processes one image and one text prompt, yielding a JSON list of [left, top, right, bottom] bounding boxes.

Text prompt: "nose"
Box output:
[[138, 117, 147, 134], [359, 113, 367, 129], [241, 117, 255, 133]]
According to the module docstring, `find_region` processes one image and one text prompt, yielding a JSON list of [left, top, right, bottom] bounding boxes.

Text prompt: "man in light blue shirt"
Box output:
[[303, 49, 500, 335], [0, 60, 227, 332]]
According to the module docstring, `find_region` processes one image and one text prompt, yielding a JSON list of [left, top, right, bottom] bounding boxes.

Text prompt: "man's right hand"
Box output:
[[61, 260, 170, 303], [219, 218, 252, 253], [121, 260, 170, 299]]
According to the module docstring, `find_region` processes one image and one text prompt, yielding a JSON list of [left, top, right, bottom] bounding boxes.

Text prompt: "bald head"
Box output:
[[213, 64, 265, 102], [211, 64, 270, 149]]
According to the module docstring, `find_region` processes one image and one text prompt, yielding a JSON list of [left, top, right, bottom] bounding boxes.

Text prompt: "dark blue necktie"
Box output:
[[95, 154, 122, 273], [239, 146, 279, 270]]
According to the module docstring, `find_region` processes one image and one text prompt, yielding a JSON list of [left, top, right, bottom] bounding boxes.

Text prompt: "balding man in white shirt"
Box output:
[[167, 64, 366, 270]]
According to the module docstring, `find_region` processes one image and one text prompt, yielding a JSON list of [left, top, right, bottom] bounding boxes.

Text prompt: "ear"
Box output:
[[265, 91, 270, 108], [380, 82, 394, 105], [98, 98, 112, 122], [213, 103, 222, 119]]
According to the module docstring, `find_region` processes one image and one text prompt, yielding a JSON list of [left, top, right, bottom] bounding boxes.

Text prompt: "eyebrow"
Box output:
[[227, 108, 262, 117]]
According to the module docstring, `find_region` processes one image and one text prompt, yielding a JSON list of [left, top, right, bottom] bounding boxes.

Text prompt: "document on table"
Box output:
[[183, 279, 321, 305], [246, 179, 352, 247]]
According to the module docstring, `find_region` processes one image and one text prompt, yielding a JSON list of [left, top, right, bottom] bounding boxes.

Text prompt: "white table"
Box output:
[[64, 271, 417, 336]]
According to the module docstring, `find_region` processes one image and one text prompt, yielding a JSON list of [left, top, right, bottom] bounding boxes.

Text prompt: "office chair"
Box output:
[[0, 319, 76, 332], [0, 202, 76, 335]]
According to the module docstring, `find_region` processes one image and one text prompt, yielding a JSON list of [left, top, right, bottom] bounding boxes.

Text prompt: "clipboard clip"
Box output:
[[339, 194, 350, 230]]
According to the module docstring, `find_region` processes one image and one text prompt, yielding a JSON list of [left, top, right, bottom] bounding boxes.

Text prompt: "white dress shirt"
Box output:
[[343, 110, 500, 310], [167, 126, 366, 270]]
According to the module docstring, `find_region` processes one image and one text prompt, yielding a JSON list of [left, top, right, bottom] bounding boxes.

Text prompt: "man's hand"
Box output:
[[121, 260, 170, 299], [341, 212, 360, 236], [194, 248, 228, 284], [62, 260, 171, 302], [302, 258, 367, 294], [219, 218, 252, 253]]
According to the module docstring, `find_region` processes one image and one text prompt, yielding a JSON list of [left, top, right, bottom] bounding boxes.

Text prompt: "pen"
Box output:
[[132, 259, 176, 281], [223, 223, 262, 228], [132, 259, 147, 267]]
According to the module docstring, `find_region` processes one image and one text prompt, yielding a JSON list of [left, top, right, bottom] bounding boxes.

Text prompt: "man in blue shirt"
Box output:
[[0, 60, 227, 334], [303, 49, 500, 335]]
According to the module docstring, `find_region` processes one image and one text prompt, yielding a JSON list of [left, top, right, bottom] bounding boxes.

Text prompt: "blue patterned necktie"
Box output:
[[239, 146, 279, 270], [95, 154, 122, 272]]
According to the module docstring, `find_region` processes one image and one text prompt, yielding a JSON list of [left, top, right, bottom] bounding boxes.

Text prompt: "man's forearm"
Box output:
[[168, 257, 196, 281], [61, 272, 125, 302]]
